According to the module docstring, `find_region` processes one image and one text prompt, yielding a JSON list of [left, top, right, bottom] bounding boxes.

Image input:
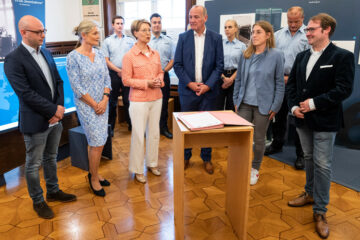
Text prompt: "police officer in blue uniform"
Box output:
[[265, 7, 309, 169], [149, 13, 175, 139], [102, 16, 135, 133]]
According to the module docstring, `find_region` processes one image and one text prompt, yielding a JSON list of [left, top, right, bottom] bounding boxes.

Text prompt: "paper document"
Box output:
[[177, 111, 253, 131], [178, 112, 224, 131]]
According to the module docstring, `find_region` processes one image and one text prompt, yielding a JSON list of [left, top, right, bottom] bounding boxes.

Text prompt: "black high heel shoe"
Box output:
[[88, 173, 105, 197], [88, 173, 110, 186]]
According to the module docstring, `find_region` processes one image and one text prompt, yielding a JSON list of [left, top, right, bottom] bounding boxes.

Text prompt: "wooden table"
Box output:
[[172, 112, 253, 239]]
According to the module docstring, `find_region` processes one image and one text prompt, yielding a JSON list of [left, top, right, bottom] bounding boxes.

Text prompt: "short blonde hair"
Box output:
[[287, 6, 304, 18], [130, 19, 151, 39]]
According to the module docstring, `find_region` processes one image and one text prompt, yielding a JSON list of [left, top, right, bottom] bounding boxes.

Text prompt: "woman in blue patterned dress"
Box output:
[[66, 20, 111, 197]]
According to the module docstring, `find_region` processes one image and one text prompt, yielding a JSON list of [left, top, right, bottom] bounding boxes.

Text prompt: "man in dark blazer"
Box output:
[[174, 5, 224, 174], [286, 13, 354, 239], [4, 15, 76, 219]]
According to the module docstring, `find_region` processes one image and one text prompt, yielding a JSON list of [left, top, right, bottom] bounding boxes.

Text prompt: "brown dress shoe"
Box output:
[[184, 159, 190, 170], [288, 192, 314, 207], [314, 213, 329, 239], [203, 162, 214, 174]]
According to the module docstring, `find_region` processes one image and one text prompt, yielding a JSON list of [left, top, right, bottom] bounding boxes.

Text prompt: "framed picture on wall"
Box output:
[[220, 13, 256, 45]]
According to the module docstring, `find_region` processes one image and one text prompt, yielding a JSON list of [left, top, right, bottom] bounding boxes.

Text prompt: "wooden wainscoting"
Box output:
[[46, 41, 77, 56]]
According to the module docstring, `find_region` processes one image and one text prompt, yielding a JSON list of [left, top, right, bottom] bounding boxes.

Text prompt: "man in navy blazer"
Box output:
[[286, 13, 354, 238], [4, 15, 76, 219], [174, 5, 224, 174]]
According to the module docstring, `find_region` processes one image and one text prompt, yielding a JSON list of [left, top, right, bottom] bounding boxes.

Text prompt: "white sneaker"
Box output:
[[135, 174, 146, 183], [148, 167, 161, 176], [250, 168, 259, 185]]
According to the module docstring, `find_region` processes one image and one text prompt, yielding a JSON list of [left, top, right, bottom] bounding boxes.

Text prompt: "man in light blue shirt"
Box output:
[[265, 6, 310, 170], [149, 13, 175, 139], [102, 16, 135, 133]]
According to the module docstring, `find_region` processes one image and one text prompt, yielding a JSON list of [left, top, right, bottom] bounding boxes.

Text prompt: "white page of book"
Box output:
[[180, 112, 223, 128]]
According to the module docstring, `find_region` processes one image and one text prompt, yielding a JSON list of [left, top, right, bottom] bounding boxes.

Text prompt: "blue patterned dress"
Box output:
[[66, 48, 111, 146]]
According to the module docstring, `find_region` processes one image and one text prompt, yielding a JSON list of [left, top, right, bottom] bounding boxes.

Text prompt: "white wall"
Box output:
[[45, 0, 82, 42], [45, 0, 105, 43], [196, 0, 205, 6]]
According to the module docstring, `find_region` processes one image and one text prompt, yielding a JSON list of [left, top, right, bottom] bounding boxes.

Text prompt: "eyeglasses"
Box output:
[[139, 29, 151, 33], [25, 29, 47, 35], [224, 26, 233, 29], [304, 26, 321, 33]]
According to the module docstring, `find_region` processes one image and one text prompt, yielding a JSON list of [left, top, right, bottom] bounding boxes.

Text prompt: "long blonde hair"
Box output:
[[243, 20, 275, 59], [73, 20, 98, 48]]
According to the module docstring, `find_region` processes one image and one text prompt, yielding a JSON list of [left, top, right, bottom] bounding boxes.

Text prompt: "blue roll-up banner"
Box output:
[[1, 1, 77, 133], [12, 0, 45, 46]]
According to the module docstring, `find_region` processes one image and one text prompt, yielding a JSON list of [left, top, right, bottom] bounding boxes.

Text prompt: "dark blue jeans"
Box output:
[[180, 94, 216, 162], [296, 125, 336, 214], [23, 123, 62, 204]]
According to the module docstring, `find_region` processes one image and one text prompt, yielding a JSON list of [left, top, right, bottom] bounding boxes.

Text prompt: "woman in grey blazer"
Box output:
[[233, 20, 285, 185]]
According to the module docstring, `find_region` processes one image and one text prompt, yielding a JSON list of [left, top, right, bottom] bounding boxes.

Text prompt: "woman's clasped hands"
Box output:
[[94, 98, 108, 115], [147, 77, 161, 88]]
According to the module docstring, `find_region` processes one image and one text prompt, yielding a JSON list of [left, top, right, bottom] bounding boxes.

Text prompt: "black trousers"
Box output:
[[108, 70, 130, 131], [216, 69, 236, 111], [271, 94, 303, 157], [160, 71, 171, 130]]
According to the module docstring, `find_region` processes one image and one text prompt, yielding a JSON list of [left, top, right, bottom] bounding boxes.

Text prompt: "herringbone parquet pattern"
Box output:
[[0, 122, 359, 239]]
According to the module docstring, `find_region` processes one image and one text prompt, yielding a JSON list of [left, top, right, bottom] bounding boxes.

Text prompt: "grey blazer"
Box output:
[[233, 48, 285, 115]]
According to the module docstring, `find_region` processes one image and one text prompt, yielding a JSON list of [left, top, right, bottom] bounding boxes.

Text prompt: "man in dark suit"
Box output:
[[4, 15, 76, 219], [174, 5, 224, 174], [286, 13, 354, 239]]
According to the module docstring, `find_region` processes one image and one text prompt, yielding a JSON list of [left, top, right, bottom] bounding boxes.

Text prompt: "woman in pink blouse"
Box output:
[[122, 19, 164, 183]]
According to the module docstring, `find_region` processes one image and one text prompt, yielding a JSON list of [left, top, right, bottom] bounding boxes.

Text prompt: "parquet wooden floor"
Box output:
[[0, 122, 359, 240]]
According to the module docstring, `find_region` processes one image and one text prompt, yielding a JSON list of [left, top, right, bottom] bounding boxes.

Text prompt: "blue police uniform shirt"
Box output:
[[275, 25, 310, 75], [101, 33, 135, 68], [223, 38, 246, 70], [148, 33, 175, 70]]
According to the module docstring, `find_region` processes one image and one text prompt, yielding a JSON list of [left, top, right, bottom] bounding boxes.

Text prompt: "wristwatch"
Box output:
[[103, 93, 110, 97]]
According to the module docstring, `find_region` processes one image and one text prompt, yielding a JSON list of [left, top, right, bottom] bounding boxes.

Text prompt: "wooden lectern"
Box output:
[[172, 112, 253, 239]]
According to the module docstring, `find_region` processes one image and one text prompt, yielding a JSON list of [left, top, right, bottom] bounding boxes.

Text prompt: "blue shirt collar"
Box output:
[[112, 33, 125, 39], [225, 38, 239, 44], [285, 24, 306, 35], [151, 33, 163, 40]]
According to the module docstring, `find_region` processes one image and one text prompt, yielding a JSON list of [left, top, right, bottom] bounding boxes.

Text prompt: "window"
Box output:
[[156, 0, 185, 29], [122, 0, 152, 29]]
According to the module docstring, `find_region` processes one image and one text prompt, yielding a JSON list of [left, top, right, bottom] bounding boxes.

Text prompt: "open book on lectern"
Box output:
[[177, 111, 254, 131]]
